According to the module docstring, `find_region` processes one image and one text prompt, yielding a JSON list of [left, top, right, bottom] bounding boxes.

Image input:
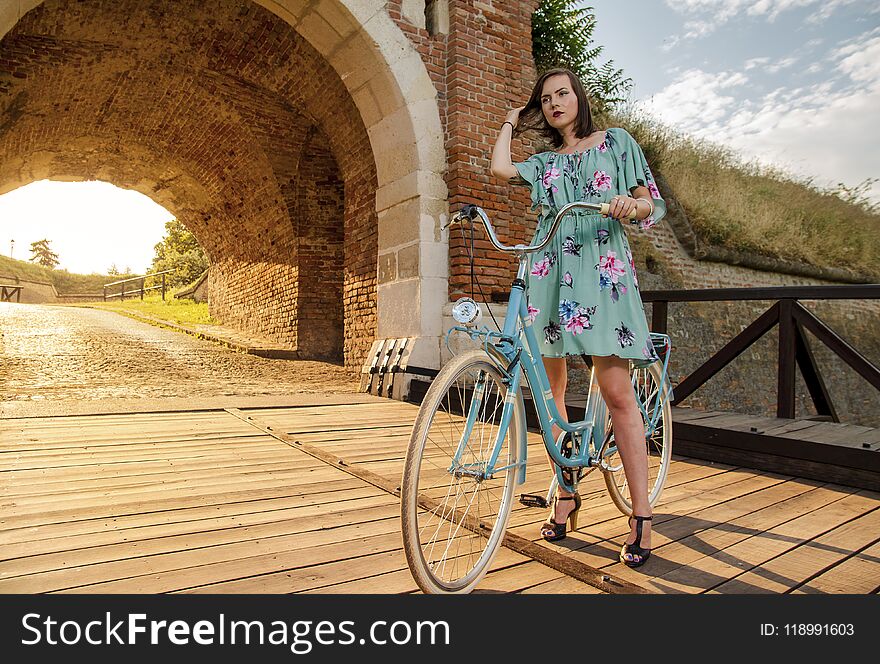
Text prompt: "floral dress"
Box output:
[[514, 127, 666, 362]]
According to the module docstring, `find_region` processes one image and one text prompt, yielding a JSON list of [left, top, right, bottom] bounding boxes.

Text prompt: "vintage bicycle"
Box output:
[[400, 201, 674, 594]]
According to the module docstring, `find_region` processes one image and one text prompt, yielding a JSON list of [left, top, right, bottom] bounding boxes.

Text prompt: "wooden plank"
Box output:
[[709, 505, 880, 593], [192, 547, 529, 595], [612, 482, 853, 592], [5, 521, 403, 594], [0, 468, 368, 523], [0, 501, 401, 580], [476, 561, 570, 593], [716, 415, 783, 434], [0, 480, 378, 545], [0, 434, 269, 460], [762, 420, 827, 436], [0, 443, 321, 479], [509, 468, 781, 551], [2, 461, 351, 510], [506, 458, 745, 532], [678, 413, 758, 429], [521, 575, 605, 594], [799, 423, 877, 445], [517, 472, 790, 573], [0, 493, 398, 562], [671, 409, 731, 423], [0, 446, 318, 489], [791, 539, 880, 594], [299, 567, 421, 594], [792, 423, 857, 444], [648, 491, 879, 593]]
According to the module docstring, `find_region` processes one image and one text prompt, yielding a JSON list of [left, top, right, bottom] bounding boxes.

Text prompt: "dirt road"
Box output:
[[0, 303, 359, 404]]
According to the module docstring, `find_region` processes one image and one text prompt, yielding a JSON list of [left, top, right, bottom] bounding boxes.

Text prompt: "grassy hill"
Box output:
[[0, 255, 134, 294], [620, 113, 880, 280]]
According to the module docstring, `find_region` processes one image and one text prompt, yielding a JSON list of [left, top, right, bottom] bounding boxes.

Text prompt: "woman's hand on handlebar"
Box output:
[[605, 195, 639, 220]]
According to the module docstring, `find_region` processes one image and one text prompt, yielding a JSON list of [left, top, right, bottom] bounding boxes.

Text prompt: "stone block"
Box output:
[[377, 197, 421, 250], [378, 279, 421, 337], [377, 251, 396, 284]]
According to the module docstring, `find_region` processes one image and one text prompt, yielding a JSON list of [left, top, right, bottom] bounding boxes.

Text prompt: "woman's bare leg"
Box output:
[[592, 355, 651, 551]]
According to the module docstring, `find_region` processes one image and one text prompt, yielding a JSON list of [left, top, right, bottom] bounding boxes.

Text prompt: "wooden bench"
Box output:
[[0, 284, 22, 302]]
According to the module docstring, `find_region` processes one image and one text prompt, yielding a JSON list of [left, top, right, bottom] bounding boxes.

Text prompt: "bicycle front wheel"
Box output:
[[401, 350, 524, 594], [602, 361, 672, 515]]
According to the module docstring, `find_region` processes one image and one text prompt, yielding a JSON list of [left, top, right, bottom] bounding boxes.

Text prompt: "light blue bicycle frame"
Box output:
[[443, 203, 672, 494]]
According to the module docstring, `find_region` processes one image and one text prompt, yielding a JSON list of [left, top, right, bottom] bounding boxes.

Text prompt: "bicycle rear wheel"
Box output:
[[602, 361, 672, 515], [401, 350, 524, 594]]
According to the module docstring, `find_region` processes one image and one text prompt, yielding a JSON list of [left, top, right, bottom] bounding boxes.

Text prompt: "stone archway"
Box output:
[[0, 0, 448, 369]]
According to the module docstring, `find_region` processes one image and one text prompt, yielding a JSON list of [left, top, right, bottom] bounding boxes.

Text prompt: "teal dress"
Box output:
[[514, 127, 666, 362]]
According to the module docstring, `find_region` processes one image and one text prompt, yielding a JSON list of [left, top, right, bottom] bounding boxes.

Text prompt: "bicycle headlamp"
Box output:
[[452, 297, 482, 326]]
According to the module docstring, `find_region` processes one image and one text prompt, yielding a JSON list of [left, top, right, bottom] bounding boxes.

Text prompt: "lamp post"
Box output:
[[9, 239, 13, 258]]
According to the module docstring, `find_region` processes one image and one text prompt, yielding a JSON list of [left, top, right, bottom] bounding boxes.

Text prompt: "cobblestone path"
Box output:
[[0, 303, 359, 403]]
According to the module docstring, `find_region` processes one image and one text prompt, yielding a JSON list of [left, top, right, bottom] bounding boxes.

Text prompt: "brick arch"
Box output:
[[0, 0, 448, 367]]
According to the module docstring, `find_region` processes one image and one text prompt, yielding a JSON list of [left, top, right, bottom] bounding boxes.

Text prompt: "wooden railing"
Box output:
[[0, 282, 22, 302], [642, 285, 880, 421], [103, 269, 174, 302]]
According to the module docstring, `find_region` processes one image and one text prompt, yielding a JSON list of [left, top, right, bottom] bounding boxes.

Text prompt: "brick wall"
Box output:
[[391, 0, 541, 299]]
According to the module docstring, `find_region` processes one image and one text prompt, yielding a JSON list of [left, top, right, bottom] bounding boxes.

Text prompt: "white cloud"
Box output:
[[744, 55, 800, 72], [664, 0, 860, 40], [637, 29, 880, 200], [744, 57, 771, 70], [638, 69, 748, 129], [835, 30, 880, 82], [765, 56, 798, 72]]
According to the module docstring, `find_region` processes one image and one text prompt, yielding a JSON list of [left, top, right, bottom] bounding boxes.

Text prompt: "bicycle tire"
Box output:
[[602, 361, 672, 515], [401, 349, 525, 594]]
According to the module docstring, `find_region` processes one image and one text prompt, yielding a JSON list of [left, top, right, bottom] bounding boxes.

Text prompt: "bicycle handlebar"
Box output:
[[446, 201, 629, 255]]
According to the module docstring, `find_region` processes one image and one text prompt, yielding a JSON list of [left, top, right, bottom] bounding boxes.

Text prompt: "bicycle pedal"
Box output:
[[518, 493, 549, 509]]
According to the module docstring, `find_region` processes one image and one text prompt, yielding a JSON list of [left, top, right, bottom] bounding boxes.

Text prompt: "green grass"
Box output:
[[86, 294, 219, 327], [619, 113, 880, 279], [0, 255, 136, 293], [0, 254, 56, 284]]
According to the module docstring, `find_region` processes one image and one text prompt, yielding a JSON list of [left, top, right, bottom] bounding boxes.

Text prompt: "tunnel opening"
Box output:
[[0, 0, 377, 366]]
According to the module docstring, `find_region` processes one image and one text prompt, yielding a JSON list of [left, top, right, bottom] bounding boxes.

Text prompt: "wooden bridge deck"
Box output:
[[1, 394, 878, 594]]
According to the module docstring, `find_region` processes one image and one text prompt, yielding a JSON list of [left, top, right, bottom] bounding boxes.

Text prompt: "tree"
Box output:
[[149, 219, 209, 289], [532, 1, 631, 113], [29, 238, 60, 269]]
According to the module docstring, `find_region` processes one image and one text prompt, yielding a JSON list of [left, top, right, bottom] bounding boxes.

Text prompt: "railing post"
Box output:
[[777, 298, 796, 419], [162, 273, 166, 301], [140, 277, 145, 300], [103, 285, 106, 302], [651, 300, 668, 335]]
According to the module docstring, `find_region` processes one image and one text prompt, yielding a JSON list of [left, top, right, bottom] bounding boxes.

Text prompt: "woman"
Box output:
[[489, 68, 665, 568]]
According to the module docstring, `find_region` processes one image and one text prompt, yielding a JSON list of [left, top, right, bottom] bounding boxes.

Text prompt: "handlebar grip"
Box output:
[[599, 203, 638, 220]]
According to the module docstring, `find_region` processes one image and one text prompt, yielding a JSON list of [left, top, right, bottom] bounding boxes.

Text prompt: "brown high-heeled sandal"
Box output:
[[540, 493, 582, 542], [620, 515, 652, 567]]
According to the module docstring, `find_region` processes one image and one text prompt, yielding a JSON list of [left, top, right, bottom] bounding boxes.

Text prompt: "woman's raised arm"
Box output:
[[489, 106, 524, 181]]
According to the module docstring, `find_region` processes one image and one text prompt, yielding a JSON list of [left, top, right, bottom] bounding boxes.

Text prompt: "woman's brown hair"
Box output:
[[515, 68, 596, 149]]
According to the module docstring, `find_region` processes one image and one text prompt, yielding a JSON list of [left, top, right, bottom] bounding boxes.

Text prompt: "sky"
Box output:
[[591, 0, 880, 202], [0, 181, 173, 275]]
